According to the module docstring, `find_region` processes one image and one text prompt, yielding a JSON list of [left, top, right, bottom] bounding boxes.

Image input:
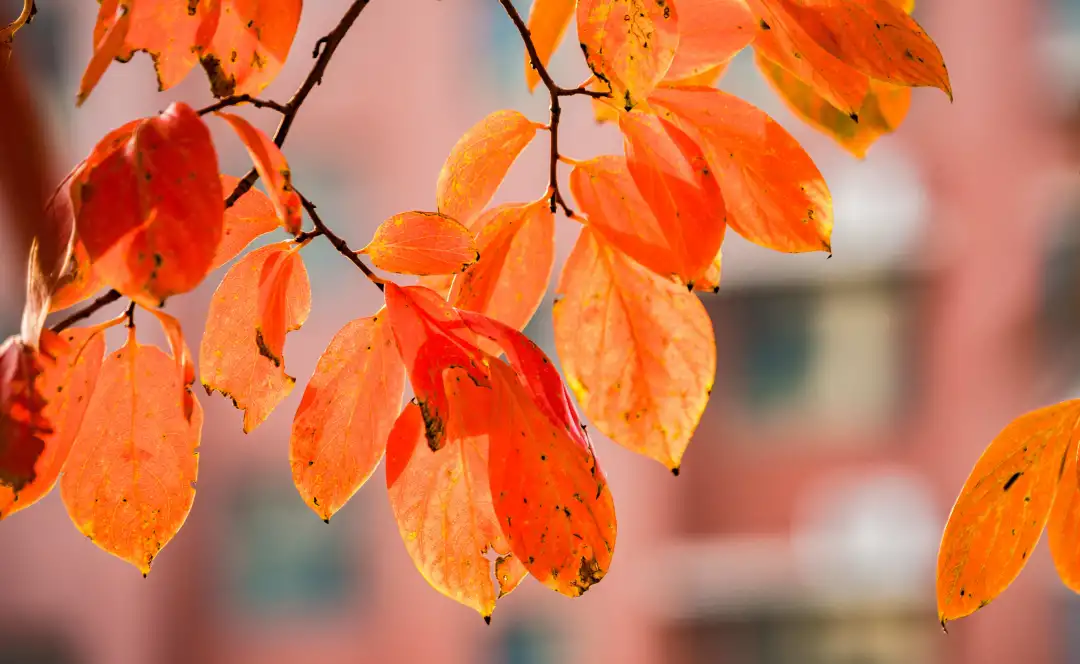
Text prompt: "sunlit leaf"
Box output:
[[651, 85, 832, 253], [362, 212, 478, 276], [662, 61, 729, 88], [524, 0, 577, 92], [1049, 439, 1080, 593], [212, 174, 283, 270], [61, 329, 203, 575], [436, 110, 539, 228], [577, 0, 680, 110], [78, 0, 133, 106], [291, 313, 405, 521], [200, 242, 310, 433], [554, 229, 715, 470], [694, 249, 722, 292], [0, 338, 50, 493], [145, 308, 197, 422], [50, 236, 104, 314], [216, 112, 303, 234], [663, 0, 753, 82], [937, 400, 1080, 626], [200, 0, 302, 98], [254, 246, 304, 367]]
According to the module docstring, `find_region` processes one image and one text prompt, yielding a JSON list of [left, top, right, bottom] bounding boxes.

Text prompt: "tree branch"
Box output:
[[497, 0, 608, 217], [52, 289, 122, 332], [297, 193, 384, 292], [196, 94, 288, 116]]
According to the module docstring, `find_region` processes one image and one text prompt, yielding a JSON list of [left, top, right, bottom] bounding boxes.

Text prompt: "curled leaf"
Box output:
[[200, 0, 301, 98], [524, 0, 577, 92], [213, 174, 283, 270], [663, 0, 754, 82], [216, 112, 302, 234], [145, 308, 196, 422], [362, 212, 478, 276]]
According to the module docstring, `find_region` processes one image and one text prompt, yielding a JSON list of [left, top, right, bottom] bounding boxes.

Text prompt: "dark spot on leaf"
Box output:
[[1003, 472, 1022, 491]]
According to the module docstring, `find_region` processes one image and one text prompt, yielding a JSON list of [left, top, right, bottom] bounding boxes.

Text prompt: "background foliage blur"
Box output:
[[1, 1, 1079, 662]]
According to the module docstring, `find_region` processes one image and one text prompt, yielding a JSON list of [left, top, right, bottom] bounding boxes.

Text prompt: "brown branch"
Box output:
[[224, 0, 371, 209], [196, 94, 288, 116], [297, 194, 384, 291], [52, 289, 122, 332], [497, 0, 608, 217]]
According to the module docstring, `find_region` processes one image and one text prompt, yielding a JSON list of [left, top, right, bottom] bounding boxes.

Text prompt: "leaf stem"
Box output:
[[196, 95, 288, 116]]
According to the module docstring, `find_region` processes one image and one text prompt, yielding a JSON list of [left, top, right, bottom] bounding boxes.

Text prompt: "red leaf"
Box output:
[[554, 230, 716, 470], [291, 313, 405, 521], [663, 0, 754, 83], [61, 328, 203, 575], [216, 112, 303, 234], [72, 102, 224, 308], [361, 212, 478, 276], [145, 308, 197, 422], [200, 0, 302, 98], [0, 337, 50, 493], [50, 235, 105, 314], [212, 174, 283, 270], [200, 242, 311, 433], [255, 247, 304, 367]]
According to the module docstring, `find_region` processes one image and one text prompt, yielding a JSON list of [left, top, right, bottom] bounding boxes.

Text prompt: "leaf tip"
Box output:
[[484, 614, 492, 626], [671, 465, 681, 477]]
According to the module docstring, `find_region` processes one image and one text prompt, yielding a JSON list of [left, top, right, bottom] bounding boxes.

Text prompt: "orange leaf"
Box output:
[[72, 102, 224, 308], [589, 80, 622, 125], [362, 212, 478, 276], [524, 0, 577, 92], [449, 200, 555, 336], [662, 61, 730, 89], [291, 313, 405, 522], [663, 0, 754, 83], [747, 0, 869, 116], [383, 284, 490, 451], [145, 308, 197, 422], [619, 110, 727, 286], [554, 229, 716, 470], [61, 328, 203, 575], [0, 338, 52, 493], [200, 0, 301, 98], [386, 393, 525, 619], [0, 328, 106, 519], [436, 110, 539, 228], [774, 0, 951, 98], [254, 246, 304, 367], [78, 0, 133, 106], [577, 0, 680, 110], [937, 400, 1080, 626], [487, 360, 617, 596], [212, 174, 283, 270], [694, 249, 722, 293], [1049, 440, 1080, 593], [651, 86, 833, 253], [50, 235, 105, 314], [200, 242, 311, 433], [216, 112, 303, 234], [756, 50, 911, 159]]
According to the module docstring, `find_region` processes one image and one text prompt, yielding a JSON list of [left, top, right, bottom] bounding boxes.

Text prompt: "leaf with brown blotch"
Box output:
[[619, 109, 727, 286], [387, 392, 526, 620], [937, 400, 1080, 627], [72, 102, 224, 309], [487, 360, 617, 597], [449, 200, 555, 338], [569, 155, 682, 282], [254, 246, 304, 368], [747, 0, 869, 117], [663, 0, 754, 83], [212, 174, 283, 270], [383, 283, 490, 451], [61, 328, 202, 576], [773, 0, 951, 98], [361, 212, 478, 276], [436, 110, 540, 229], [216, 112, 303, 234], [145, 308, 197, 422], [554, 230, 716, 471], [0, 336, 54, 493], [291, 313, 405, 522], [651, 86, 833, 253], [524, 0, 576, 92], [200, 0, 301, 98], [577, 0, 680, 110], [756, 51, 911, 159], [1049, 438, 1080, 594], [200, 242, 311, 433], [0, 327, 106, 520]]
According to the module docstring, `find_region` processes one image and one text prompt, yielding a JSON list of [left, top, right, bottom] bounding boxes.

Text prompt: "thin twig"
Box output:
[[52, 289, 122, 332], [196, 94, 288, 116], [0, 0, 35, 43], [124, 301, 136, 328], [497, 0, 609, 217], [298, 194, 384, 291]]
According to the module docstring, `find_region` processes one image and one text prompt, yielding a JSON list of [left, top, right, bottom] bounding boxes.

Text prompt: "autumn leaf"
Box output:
[[554, 229, 715, 470], [756, 51, 911, 158], [1049, 438, 1080, 593], [619, 109, 727, 286], [361, 212, 478, 276], [449, 200, 555, 336], [773, 0, 951, 98], [254, 246, 304, 367], [487, 360, 617, 596], [61, 328, 202, 575], [577, 0, 680, 110], [200, 0, 302, 98], [50, 235, 105, 314], [663, 0, 753, 83], [651, 85, 833, 253], [694, 249, 722, 292], [937, 400, 1080, 626], [436, 111, 539, 229], [216, 112, 303, 234], [0, 337, 51, 493], [212, 174, 283, 270], [145, 308, 197, 422], [747, 0, 869, 116], [662, 61, 730, 89], [72, 102, 224, 308], [524, 0, 576, 92], [78, 0, 133, 106], [0, 327, 106, 520], [200, 242, 311, 433], [291, 313, 405, 522]]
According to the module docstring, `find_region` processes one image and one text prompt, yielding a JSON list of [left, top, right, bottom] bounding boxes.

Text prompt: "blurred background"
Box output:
[[2, 0, 1079, 662]]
